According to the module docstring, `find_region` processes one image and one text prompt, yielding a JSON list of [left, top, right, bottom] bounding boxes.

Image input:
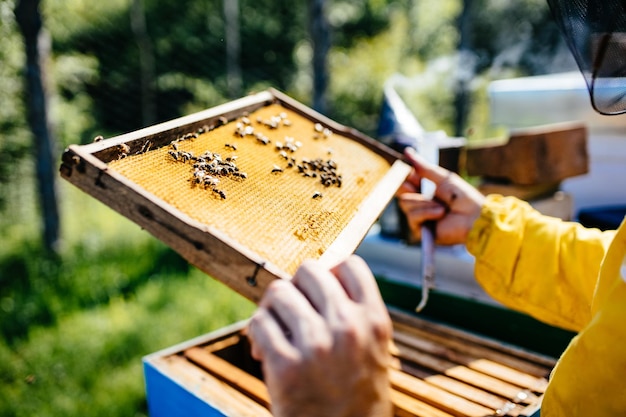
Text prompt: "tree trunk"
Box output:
[[309, 0, 330, 114], [224, 0, 242, 99], [130, 0, 157, 126], [454, 0, 473, 138], [15, 0, 60, 253]]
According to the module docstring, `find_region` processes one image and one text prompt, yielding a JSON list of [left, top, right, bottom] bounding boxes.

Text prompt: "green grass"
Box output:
[[0, 180, 256, 416]]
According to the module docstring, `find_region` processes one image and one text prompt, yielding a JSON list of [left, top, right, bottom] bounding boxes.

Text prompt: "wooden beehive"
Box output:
[[144, 308, 552, 417], [60, 89, 411, 302], [465, 122, 589, 186]]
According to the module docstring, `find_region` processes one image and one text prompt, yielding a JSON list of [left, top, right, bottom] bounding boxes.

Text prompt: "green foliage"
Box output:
[[0, 183, 254, 416], [0, 263, 253, 417], [409, 0, 461, 60], [0, 0, 29, 210]]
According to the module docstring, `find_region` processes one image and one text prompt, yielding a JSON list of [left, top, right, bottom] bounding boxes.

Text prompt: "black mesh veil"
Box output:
[[547, 0, 626, 114]]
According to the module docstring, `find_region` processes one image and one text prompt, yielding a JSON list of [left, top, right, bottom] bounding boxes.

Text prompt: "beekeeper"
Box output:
[[247, 1, 626, 415]]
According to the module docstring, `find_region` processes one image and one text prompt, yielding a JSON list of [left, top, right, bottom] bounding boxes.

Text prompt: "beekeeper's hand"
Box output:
[[247, 255, 393, 417], [397, 147, 485, 245]]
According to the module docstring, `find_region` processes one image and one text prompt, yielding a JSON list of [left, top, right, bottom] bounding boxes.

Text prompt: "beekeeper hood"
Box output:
[[548, 0, 626, 114]]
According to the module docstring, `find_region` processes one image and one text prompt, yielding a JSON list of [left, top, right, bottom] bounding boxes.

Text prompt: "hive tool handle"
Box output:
[[415, 221, 435, 312]]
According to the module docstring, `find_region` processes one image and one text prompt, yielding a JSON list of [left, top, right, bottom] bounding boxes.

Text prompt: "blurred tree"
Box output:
[[15, 0, 60, 252], [0, 0, 29, 211], [224, 0, 242, 98], [454, 0, 473, 137], [130, 0, 156, 126], [309, 0, 330, 113]]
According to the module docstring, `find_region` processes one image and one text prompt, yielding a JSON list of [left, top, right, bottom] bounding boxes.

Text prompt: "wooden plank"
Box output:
[[185, 347, 270, 408], [152, 354, 272, 417], [468, 360, 548, 394], [389, 308, 556, 373], [391, 390, 456, 417], [390, 357, 523, 416], [393, 342, 538, 405], [390, 368, 494, 417], [466, 122, 588, 185], [200, 334, 242, 354], [393, 329, 549, 393]]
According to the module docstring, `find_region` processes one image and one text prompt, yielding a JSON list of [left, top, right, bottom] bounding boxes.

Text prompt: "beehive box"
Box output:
[[465, 122, 588, 186], [144, 308, 551, 417], [60, 89, 411, 302]]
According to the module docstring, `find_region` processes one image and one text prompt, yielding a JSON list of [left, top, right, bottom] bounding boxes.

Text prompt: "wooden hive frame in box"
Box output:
[[60, 89, 411, 302], [143, 307, 553, 417]]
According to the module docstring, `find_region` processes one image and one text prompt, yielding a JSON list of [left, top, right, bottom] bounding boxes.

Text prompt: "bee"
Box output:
[[218, 116, 228, 125], [241, 116, 251, 125], [203, 176, 219, 187], [272, 165, 284, 173], [213, 188, 226, 199], [180, 151, 194, 162], [139, 140, 152, 154], [193, 170, 206, 184], [265, 118, 279, 129], [93, 135, 104, 142], [225, 143, 237, 151], [171, 142, 179, 151], [169, 150, 180, 161], [283, 119, 292, 127], [314, 123, 323, 133], [312, 191, 323, 199], [116, 143, 130, 159], [278, 150, 288, 159]]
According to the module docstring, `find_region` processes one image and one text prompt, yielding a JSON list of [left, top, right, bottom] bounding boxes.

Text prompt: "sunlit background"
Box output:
[[0, 0, 577, 415]]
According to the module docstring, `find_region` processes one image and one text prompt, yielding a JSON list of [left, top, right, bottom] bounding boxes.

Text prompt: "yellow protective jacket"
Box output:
[[466, 195, 625, 416]]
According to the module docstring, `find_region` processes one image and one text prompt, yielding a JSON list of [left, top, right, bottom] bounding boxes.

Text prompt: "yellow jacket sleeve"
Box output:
[[466, 195, 615, 332]]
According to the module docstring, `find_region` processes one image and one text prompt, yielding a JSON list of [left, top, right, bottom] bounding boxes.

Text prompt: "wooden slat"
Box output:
[[393, 329, 549, 393], [390, 357, 523, 416], [393, 319, 553, 378], [153, 354, 272, 417], [201, 334, 242, 353], [185, 347, 271, 408], [393, 342, 538, 405], [390, 368, 494, 417], [468, 359, 548, 393], [389, 308, 557, 370], [391, 390, 456, 417]]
